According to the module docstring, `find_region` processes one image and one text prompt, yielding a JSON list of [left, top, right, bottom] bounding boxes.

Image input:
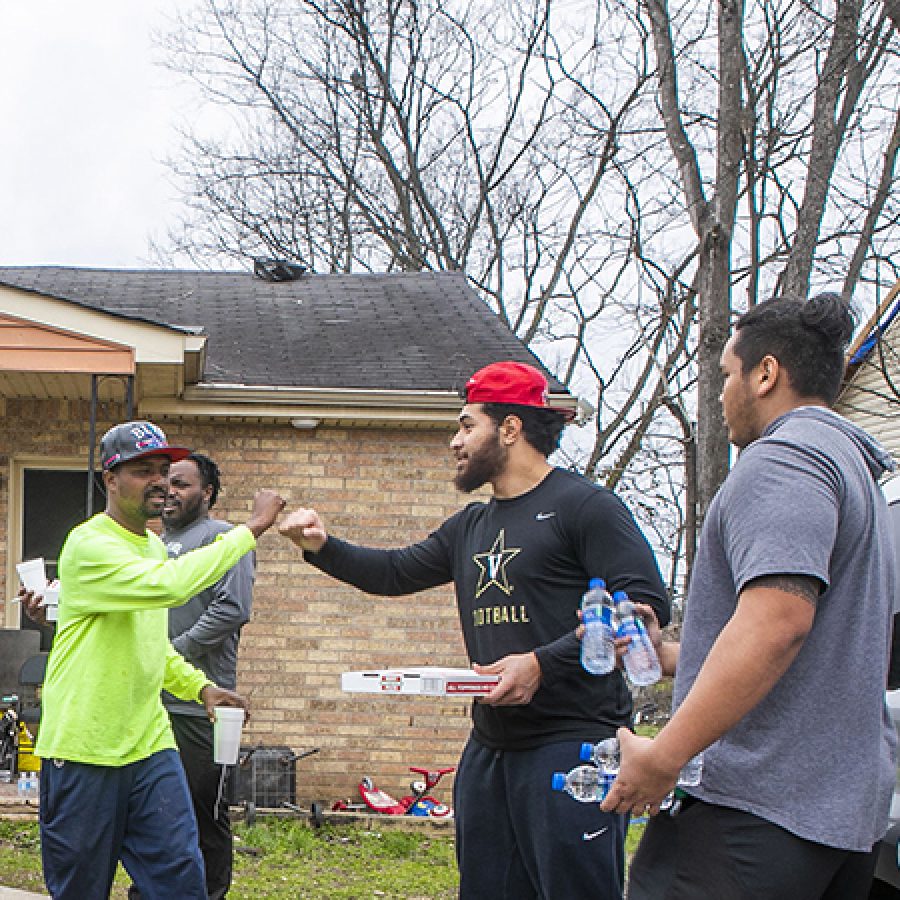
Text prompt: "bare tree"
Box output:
[[160, 1, 650, 331], [158, 0, 900, 592], [637, 0, 900, 520]]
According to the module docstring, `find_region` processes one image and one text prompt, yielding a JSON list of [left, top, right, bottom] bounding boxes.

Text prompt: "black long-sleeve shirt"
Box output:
[[307, 468, 669, 750]]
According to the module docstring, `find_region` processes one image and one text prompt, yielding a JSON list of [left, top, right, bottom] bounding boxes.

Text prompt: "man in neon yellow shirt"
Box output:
[[23, 421, 284, 900]]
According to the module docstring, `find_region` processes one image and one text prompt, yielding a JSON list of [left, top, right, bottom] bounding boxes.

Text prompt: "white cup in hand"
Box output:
[[16, 558, 47, 594]]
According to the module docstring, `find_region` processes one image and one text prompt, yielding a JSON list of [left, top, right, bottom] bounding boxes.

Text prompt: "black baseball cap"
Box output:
[[100, 421, 190, 471]]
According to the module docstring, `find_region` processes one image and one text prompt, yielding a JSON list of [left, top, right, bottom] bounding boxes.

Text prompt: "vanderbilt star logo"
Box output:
[[472, 529, 522, 598]]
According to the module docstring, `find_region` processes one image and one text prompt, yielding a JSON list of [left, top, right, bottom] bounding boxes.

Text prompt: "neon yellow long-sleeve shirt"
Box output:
[[35, 513, 256, 766]]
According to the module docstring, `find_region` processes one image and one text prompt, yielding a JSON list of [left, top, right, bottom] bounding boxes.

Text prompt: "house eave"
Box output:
[[138, 381, 577, 428]]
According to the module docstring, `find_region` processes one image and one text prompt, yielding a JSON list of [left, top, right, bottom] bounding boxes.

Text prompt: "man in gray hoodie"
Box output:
[[602, 293, 898, 899], [130, 452, 255, 900]]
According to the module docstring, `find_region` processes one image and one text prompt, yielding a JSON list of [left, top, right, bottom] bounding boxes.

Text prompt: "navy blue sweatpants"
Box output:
[[453, 737, 627, 899], [40, 749, 206, 900]]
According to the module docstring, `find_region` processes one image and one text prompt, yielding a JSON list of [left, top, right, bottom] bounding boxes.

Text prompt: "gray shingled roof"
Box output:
[[0, 266, 568, 394]]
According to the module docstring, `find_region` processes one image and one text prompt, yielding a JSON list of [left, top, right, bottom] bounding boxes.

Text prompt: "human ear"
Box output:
[[757, 355, 779, 396], [501, 415, 522, 444]]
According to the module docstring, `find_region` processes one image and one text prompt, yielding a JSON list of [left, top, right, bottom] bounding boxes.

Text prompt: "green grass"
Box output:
[[229, 821, 459, 899], [0, 820, 45, 894], [0, 814, 647, 898], [0, 818, 460, 899], [0, 728, 661, 896]]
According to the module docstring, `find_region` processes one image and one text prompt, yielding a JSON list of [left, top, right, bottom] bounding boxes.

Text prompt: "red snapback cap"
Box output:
[[464, 361, 576, 420]]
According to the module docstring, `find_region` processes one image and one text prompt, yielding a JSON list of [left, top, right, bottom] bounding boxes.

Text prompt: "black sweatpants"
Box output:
[[453, 736, 628, 899], [171, 713, 233, 900], [628, 796, 879, 900]]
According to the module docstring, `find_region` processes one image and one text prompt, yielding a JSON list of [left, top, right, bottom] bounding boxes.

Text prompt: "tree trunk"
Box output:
[[696, 0, 744, 517], [696, 230, 732, 520]]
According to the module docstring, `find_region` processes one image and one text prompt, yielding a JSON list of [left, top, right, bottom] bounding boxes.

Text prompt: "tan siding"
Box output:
[[838, 331, 900, 462]]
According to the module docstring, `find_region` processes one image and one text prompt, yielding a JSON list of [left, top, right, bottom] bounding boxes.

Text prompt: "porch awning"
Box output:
[[0, 312, 134, 374]]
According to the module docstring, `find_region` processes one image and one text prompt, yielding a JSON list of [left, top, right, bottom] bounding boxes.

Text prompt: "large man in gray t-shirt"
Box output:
[[602, 293, 898, 899]]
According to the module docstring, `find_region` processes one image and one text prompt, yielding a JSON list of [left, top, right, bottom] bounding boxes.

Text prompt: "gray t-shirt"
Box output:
[[676, 406, 897, 851], [161, 515, 256, 717]]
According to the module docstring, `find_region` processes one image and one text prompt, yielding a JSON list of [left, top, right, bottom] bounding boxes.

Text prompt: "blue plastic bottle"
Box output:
[[580, 578, 616, 674]]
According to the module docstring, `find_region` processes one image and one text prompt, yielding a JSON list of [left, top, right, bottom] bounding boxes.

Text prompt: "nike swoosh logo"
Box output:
[[535, 512, 556, 521], [583, 826, 608, 841]]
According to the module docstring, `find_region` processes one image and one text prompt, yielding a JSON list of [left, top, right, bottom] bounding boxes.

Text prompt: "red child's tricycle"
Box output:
[[333, 765, 455, 818]]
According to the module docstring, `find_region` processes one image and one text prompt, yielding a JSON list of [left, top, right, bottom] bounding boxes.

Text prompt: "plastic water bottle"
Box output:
[[579, 738, 703, 787], [677, 754, 703, 787], [16, 771, 38, 800], [550, 764, 614, 802], [578, 737, 620, 772], [615, 593, 661, 686], [580, 578, 616, 674]]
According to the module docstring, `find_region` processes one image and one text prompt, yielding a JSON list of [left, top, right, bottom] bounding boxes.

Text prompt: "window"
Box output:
[[17, 467, 104, 650]]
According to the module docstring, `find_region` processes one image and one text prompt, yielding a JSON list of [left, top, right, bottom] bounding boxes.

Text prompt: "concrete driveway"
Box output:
[[0, 888, 48, 899]]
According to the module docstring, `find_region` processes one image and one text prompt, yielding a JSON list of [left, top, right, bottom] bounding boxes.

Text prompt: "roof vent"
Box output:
[[254, 257, 308, 282]]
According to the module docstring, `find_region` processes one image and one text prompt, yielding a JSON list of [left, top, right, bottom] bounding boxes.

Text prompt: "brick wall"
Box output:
[[182, 419, 474, 807], [2, 400, 475, 807]]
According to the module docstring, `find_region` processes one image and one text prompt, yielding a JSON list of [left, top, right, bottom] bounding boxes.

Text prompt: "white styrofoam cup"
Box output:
[[213, 706, 245, 765]]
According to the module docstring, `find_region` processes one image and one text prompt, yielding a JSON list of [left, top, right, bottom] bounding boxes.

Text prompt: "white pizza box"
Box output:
[[341, 667, 500, 697]]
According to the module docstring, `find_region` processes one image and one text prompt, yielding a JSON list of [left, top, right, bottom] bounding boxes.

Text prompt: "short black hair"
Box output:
[[480, 403, 567, 458], [186, 452, 222, 508], [733, 292, 855, 406]]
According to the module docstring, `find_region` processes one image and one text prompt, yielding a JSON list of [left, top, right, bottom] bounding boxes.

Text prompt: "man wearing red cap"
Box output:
[[280, 362, 669, 900], [20, 421, 285, 900]]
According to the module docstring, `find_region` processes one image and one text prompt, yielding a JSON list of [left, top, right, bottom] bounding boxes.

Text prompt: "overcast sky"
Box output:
[[0, 0, 200, 269]]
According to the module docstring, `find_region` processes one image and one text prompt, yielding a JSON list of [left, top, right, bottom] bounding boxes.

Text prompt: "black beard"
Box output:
[[453, 436, 506, 493], [162, 493, 205, 530]]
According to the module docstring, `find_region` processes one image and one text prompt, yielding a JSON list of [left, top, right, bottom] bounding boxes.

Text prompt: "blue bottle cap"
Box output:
[[551, 772, 566, 791], [579, 742, 593, 762], [588, 577, 606, 590], [612, 590, 628, 602]]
